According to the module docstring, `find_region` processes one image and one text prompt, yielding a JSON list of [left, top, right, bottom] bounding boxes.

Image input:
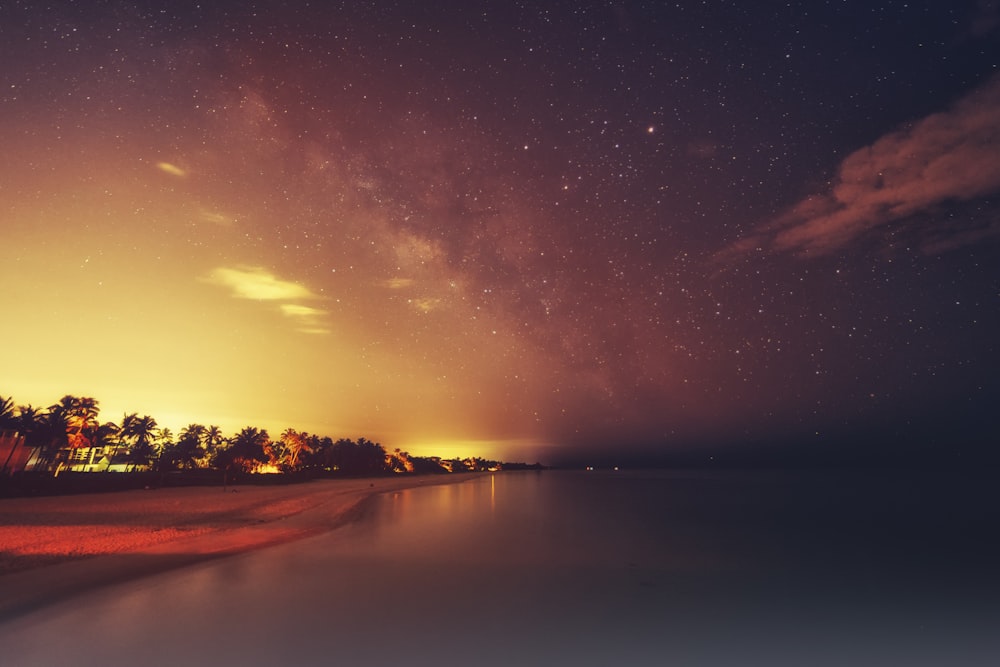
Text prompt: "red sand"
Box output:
[[0, 474, 478, 619]]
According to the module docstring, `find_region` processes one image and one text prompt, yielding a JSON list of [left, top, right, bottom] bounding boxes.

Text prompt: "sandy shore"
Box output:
[[0, 473, 478, 620]]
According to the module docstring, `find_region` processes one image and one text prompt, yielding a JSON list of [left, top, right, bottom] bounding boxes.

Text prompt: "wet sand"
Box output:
[[0, 474, 478, 620]]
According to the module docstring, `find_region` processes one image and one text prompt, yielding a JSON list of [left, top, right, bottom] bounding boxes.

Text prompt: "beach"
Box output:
[[0, 473, 478, 620]]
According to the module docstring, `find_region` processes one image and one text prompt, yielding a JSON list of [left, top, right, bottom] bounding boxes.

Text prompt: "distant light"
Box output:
[[647, 126, 655, 134]]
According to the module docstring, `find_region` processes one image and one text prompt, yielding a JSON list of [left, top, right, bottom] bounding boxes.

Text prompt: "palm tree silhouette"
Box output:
[[48, 395, 100, 474], [0, 395, 16, 430], [204, 425, 223, 454], [120, 413, 158, 471], [214, 427, 269, 488], [156, 426, 174, 454], [1, 396, 22, 474], [14, 404, 43, 435], [8, 404, 46, 472], [41, 404, 71, 474], [180, 423, 207, 443], [167, 424, 207, 470]]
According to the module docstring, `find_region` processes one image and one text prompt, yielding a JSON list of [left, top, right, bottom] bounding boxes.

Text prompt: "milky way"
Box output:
[[2, 1, 998, 465]]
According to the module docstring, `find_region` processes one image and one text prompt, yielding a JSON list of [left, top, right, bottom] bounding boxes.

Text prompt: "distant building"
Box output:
[[60, 446, 141, 473]]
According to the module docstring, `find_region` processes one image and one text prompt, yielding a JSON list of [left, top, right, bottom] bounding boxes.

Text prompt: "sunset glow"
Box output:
[[2, 2, 997, 466]]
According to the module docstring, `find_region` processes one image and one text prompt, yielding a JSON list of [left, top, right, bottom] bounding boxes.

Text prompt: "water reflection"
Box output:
[[1, 470, 998, 667]]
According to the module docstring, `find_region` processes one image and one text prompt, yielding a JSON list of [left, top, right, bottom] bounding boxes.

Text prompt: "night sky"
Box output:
[[2, 1, 998, 466]]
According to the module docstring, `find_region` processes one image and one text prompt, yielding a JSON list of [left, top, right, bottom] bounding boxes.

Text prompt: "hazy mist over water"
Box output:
[[2, 470, 998, 666]]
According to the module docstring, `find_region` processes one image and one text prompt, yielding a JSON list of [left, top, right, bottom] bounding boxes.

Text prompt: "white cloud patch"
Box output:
[[206, 266, 330, 334], [207, 266, 318, 301]]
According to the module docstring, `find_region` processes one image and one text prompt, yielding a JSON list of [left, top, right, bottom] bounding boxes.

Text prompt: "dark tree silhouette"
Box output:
[[316, 437, 388, 475], [1, 404, 47, 474], [47, 395, 100, 472], [203, 425, 224, 463], [161, 424, 207, 470], [1, 390, 502, 482], [32, 407, 70, 473], [121, 414, 158, 471], [212, 427, 270, 487], [0, 396, 16, 430], [43, 397, 84, 473], [1, 396, 22, 475], [14, 405, 45, 444]]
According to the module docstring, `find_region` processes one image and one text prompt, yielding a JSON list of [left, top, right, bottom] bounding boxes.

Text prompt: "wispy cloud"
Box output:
[[720, 74, 1000, 259], [383, 277, 414, 289], [207, 266, 318, 301], [199, 209, 235, 226], [279, 304, 326, 317], [409, 297, 441, 313], [156, 161, 187, 177], [278, 304, 330, 332], [206, 266, 330, 334]]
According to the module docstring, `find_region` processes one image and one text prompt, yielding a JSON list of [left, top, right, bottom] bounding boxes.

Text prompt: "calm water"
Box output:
[[1, 470, 998, 666]]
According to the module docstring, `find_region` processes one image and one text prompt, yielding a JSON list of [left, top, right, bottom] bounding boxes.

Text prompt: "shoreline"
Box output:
[[0, 473, 481, 621]]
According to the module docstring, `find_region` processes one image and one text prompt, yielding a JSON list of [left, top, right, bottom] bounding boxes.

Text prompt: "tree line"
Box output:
[[0, 393, 504, 479]]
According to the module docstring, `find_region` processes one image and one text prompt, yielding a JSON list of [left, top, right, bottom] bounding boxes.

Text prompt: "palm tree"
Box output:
[[53, 396, 100, 469], [1, 396, 23, 474], [166, 424, 207, 470], [46, 396, 100, 474], [40, 406, 70, 474], [229, 427, 270, 468], [15, 404, 43, 435], [213, 427, 269, 487], [57, 395, 100, 442], [133, 415, 158, 448], [202, 425, 224, 467], [119, 412, 139, 437], [179, 423, 207, 444], [12, 405, 46, 470], [276, 428, 313, 471], [121, 414, 158, 471], [152, 427, 174, 471], [355, 437, 388, 475], [0, 395, 16, 430], [156, 426, 174, 450]]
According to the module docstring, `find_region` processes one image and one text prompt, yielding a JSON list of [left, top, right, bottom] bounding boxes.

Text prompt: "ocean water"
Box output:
[[1, 470, 998, 666]]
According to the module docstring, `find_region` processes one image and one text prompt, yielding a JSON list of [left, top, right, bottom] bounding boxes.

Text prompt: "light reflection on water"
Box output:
[[353, 471, 730, 573], [1, 470, 998, 666]]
